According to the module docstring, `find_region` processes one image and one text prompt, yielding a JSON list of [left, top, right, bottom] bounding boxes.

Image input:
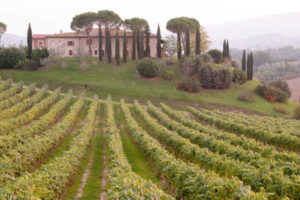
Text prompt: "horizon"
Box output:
[[1, 0, 300, 36]]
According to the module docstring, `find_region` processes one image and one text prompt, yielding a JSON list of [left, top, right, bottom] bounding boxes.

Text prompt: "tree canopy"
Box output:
[[70, 12, 97, 33], [97, 10, 122, 27], [166, 17, 199, 34], [123, 17, 149, 31], [0, 22, 7, 35]]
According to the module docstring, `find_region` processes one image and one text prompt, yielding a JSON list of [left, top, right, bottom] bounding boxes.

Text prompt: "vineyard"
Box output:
[[0, 77, 299, 200]]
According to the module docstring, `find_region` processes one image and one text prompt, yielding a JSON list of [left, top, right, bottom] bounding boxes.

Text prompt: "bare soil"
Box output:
[[286, 77, 300, 103]]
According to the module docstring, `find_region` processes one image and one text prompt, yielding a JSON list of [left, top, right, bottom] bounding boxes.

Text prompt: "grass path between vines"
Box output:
[[114, 105, 161, 185]]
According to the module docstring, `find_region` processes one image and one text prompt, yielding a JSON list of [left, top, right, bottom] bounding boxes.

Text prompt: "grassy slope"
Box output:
[[0, 57, 297, 117]]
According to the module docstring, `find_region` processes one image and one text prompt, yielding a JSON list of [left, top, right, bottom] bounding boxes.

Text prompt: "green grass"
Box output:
[[80, 106, 104, 200], [114, 105, 160, 185], [0, 57, 298, 117]]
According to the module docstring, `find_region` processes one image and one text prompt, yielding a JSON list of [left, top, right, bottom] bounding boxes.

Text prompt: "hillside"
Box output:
[[0, 57, 298, 117], [206, 12, 300, 49], [0, 78, 299, 199]]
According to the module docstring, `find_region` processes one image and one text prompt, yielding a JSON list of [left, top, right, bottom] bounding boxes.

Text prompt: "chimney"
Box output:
[[60, 30, 63, 35]]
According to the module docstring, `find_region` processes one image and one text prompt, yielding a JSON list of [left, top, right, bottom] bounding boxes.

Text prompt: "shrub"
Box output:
[[161, 69, 175, 80], [136, 58, 159, 78], [294, 106, 300, 120], [15, 59, 39, 71], [255, 84, 288, 103], [0, 47, 25, 69], [269, 80, 291, 98], [198, 64, 231, 89], [232, 69, 247, 84], [199, 53, 212, 63], [238, 92, 255, 102], [179, 56, 201, 77], [32, 48, 49, 66], [165, 59, 175, 65], [208, 49, 222, 64], [274, 107, 288, 114], [231, 59, 240, 68], [176, 78, 199, 93]]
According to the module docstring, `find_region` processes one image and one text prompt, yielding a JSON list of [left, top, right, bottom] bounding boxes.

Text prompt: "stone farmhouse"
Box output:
[[32, 28, 160, 58]]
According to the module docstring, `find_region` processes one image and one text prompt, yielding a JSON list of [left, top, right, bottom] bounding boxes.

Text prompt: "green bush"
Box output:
[[238, 92, 255, 102], [176, 78, 199, 93], [198, 64, 231, 89], [255, 84, 288, 103], [232, 69, 247, 84], [208, 49, 222, 64], [32, 48, 49, 65], [199, 53, 212, 63], [269, 80, 291, 98], [136, 58, 159, 78], [294, 106, 300, 120], [271, 87, 288, 103], [179, 56, 201, 77], [15, 59, 39, 71], [161, 69, 175, 80], [0, 47, 25, 69]]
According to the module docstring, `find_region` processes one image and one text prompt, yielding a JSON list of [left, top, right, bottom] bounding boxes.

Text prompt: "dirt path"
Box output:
[[286, 77, 300, 103]]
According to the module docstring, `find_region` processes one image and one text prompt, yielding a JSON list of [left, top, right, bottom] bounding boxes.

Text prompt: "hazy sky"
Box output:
[[1, 0, 300, 36]]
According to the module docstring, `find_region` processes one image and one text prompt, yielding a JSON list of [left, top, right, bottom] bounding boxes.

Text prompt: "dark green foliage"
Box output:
[[294, 106, 300, 120], [249, 53, 253, 80], [254, 85, 268, 97], [195, 28, 201, 55], [242, 50, 246, 72], [136, 29, 140, 59], [15, 59, 39, 71], [247, 54, 251, 80], [123, 31, 127, 63], [105, 26, 112, 63], [136, 58, 159, 78], [269, 80, 291, 98], [176, 78, 199, 93], [145, 26, 150, 57], [185, 30, 190, 56], [199, 53, 212, 63], [157, 24, 161, 58], [238, 92, 255, 102], [115, 30, 120, 65], [208, 49, 222, 64], [98, 28, 103, 61], [0, 47, 25, 68], [198, 64, 231, 89], [177, 32, 182, 60], [222, 40, 226, 59], [27, 23, 32, 59], [232, 69, 247, 84], [132, 30, 136, 60], [32, 48, 49, 65], [140, 32, 144, 59], [226, 40, 230, 58]]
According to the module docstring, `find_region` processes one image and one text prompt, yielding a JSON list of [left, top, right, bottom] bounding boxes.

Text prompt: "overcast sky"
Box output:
[[1, 0, 300, 36]]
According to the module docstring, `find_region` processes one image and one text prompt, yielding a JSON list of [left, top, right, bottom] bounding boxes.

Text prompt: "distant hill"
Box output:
[[206, 12, 300, 50], [0, 33, 26, 47]]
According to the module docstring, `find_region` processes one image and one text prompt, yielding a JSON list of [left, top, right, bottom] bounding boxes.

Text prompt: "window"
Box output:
[[39, 42, 43, 48], [69, 50, 73, 56], [95, 50, 97, 55], [86, 39, 92, 45], [67, 41, 74, 46]]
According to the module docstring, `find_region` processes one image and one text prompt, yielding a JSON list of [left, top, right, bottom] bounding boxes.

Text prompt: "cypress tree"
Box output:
[[27, 23, 32, 59], [196, 27, 201, 55], [177, 31, 182, 60], [222, 39, 226, 59], [98, 27, 102, 61], [105, 25, 112, 63], [132, 29, 136, 60], [250, 53, 254, 80], [226, 40, 230, 58], [242, 50, 246, 72], [157, 24, 161, 58], [115, 30, 120, 65], [185, 30, 190, 56], [140, 32, 144, 59], [145, 26, 150, 57], [136, 29, 140, 59], [123, 30, 127, 63], [247, 54, 251, 80]]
